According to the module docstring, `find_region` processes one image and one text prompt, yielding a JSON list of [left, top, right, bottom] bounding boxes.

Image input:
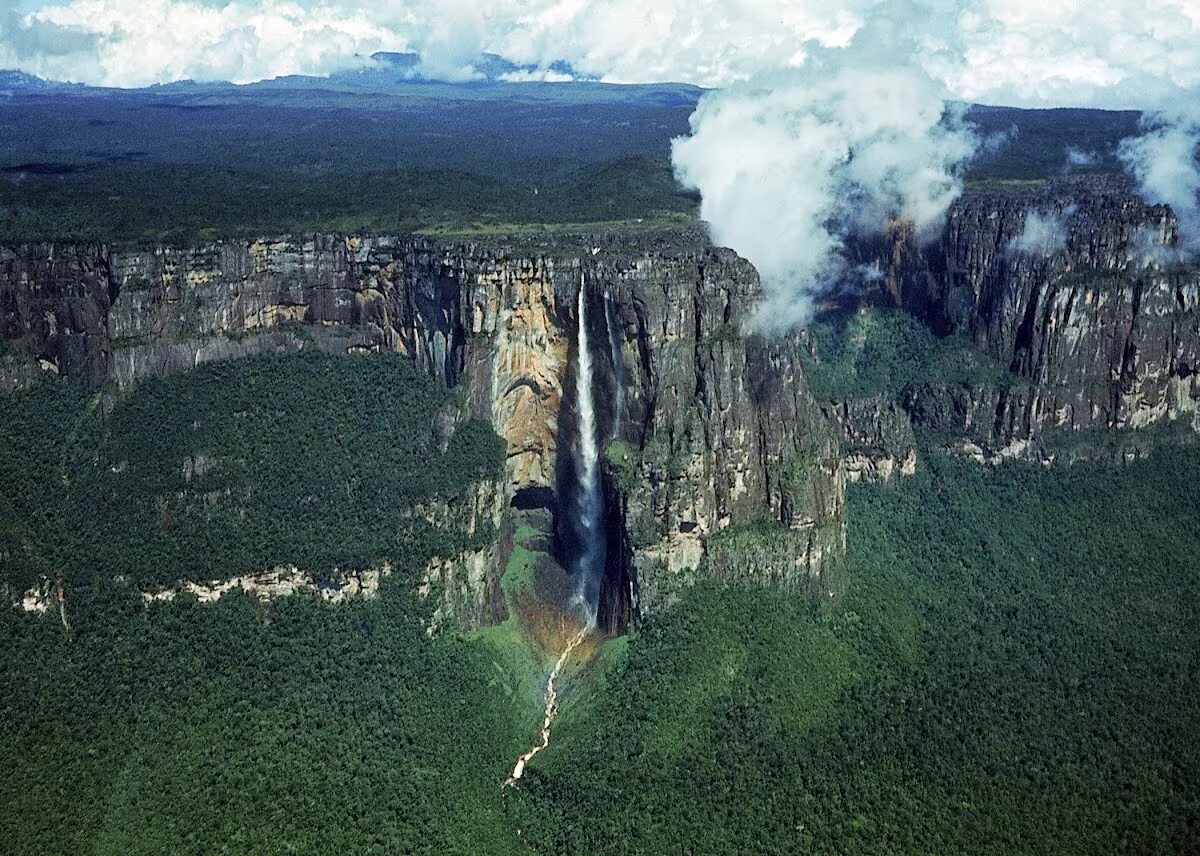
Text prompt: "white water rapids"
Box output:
[[505, 626, 589, 786]]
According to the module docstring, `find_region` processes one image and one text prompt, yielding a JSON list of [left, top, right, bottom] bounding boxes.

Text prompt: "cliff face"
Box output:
[[0, 232, 844, 627], [855, 176, 1200, 457], [14, 173, 1192, 627], [0, 244, 114, 388], [6, 236, 570, 493], [822, 395, 917, 483], [598, 252, 844, 612], [9, 175, 1200, 629]]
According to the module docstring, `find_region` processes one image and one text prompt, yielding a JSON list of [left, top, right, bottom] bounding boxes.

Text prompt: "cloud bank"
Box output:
[[1008, 206, 1076, 256], [663, 1, 1200, 325], [1, 0, 1198, 103]]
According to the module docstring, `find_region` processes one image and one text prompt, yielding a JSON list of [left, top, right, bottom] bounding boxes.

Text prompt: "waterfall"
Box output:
[[573, 279, 604, 627], [502, 280, 618, 788], [604, 290, 623, 440]]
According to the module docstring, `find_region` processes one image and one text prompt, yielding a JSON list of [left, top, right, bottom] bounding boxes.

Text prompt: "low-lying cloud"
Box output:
[[670, 2, 990, 328], [1008, 206, 1076, 257], [1064, 147, 1099, 170], [672, 10, 977, 328], [1119, 106, 1200, 256], [1127, 224, 1185, 269]]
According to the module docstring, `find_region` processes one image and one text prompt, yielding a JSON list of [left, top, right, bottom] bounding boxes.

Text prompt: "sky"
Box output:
[[0, 0, 1197, 107]]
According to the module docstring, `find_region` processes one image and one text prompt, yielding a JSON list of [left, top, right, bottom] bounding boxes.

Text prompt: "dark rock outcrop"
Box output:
[[598, 250, 844, 612], [822, 395, 917, 483], [853, 175, 1200, 456], [0, 244, 114, 388]]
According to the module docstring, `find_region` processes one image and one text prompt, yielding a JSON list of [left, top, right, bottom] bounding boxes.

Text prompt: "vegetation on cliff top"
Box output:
[[0, 94, 1140, 245]]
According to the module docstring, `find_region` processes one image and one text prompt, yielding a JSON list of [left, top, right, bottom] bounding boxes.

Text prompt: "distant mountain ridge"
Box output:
[[0, 69, 76, 92], [349, 50, 591, 82], [0, 53, 702, 107]]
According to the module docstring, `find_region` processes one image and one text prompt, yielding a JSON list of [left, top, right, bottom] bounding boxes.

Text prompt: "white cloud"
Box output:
[[498, 68, 574, 83], [1126, 223, 1184, 269], [1064, 147, 1099, 169], [672, 5, 977, 329], [945, 0, 1200, 108], [0, 0, 1196, 106], [0, 0, 873, 87], [982, 123, 1018, 155], [4, 0, 390, 85], [1008, 206, 1076, 256], [1119, 105, 1200, 255]]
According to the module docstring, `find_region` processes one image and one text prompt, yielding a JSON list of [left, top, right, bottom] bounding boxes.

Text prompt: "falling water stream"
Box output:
[[572, 279, 603, 627]]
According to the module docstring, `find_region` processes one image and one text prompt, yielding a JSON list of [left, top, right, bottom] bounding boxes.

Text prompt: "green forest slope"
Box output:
[[510, 449, 1200, 854], [2, 351, 1198, 854], [0, 352, 503, 591]]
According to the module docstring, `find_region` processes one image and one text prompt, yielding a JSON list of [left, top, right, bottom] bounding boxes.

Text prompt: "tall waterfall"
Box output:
[[504, 282, 623, 787], [573, 280, 604, 627], [604, 290, 623, 440]]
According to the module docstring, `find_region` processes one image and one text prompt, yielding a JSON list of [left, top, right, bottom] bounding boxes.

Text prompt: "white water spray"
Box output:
[[573, 279, 603, 627], [604, 290, 623, 439], [504, 625, 589, 786]]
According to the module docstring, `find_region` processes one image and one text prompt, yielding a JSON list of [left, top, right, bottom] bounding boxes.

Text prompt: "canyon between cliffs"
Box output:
[[3, 175, 1199, 636]]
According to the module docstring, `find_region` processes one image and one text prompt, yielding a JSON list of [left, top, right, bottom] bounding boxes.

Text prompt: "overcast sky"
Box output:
[[0, 0, 1197, 109]]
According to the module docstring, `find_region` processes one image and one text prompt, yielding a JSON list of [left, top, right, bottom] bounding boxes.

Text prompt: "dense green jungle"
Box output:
[[0, 86, 1138, 243], [1, 327, 1197, 854], [0, 352, 504, 591]]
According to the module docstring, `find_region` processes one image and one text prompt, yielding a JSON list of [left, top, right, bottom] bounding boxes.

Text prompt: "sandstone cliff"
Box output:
[[10, 174, 1195, 627], [0, 232, 845, 627], [596, 251, 844, 612]]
